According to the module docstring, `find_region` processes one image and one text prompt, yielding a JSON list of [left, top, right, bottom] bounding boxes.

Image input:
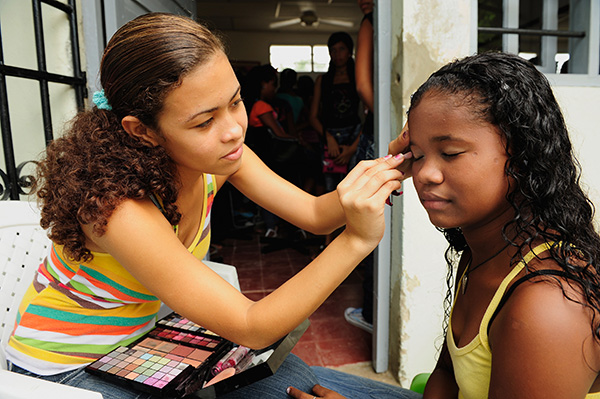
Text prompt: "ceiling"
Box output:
[[195, 0, 364, 34]]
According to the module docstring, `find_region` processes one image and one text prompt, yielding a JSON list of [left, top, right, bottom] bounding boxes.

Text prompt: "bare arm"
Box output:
[[423, 341, 459, 399], [309, 75, 325, 137], [83, 151, 406, 350], [488, 277, 600, 399], [257, 110, 294, 139], [229, 145, 342, 235], [355, 17, 374, 113]]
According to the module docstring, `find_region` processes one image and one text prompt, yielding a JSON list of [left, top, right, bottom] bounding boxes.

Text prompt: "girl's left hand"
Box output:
[[287, 385, 348, 399]]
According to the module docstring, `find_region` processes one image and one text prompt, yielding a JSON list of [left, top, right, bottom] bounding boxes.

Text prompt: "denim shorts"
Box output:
[[9, 354, 319, 399]]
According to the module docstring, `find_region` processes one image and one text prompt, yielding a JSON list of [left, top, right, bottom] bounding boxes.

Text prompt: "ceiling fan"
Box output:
[[269, 8, 354, 30]]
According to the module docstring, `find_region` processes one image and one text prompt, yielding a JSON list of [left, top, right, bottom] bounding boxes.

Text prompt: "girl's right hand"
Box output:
[[336, 154, 407, 251], [326, 134, 341, 157]]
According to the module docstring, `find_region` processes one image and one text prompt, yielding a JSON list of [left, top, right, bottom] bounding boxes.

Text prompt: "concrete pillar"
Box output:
[[388, 0, 475, 387]]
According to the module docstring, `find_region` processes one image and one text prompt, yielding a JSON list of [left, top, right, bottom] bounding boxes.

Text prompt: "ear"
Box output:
[[121, 116, 161, 147]]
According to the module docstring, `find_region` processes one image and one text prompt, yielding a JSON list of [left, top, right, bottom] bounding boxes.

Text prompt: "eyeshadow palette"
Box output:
[[85, 313, 308, 398]]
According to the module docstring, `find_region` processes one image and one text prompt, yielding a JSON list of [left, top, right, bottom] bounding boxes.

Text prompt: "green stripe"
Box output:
[[13, 335, 148, 356], [27, 305, 156, 326], [14, 336, 115, 355], [44, 261, 61, 282], [79, 265, 158, 302], [67, 279, 97, 297]]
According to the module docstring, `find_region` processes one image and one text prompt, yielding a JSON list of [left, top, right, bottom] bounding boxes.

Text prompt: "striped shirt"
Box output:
[[6, 174, 215, 375]]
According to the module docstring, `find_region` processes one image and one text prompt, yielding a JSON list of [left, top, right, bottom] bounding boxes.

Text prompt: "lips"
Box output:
[[223, 145, 243, 161], [419, 192, 450, 210]]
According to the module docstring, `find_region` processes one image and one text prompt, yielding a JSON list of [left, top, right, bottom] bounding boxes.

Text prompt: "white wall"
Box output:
[[552, 86, 600, 221], [390, 0, 474, 386]]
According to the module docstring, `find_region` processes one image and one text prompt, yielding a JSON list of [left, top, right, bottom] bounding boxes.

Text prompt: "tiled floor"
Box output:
[[212, 221, 373, 368]]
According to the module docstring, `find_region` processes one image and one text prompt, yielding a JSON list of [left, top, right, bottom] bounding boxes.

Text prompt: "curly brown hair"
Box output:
[[36, 13, 224, 262]]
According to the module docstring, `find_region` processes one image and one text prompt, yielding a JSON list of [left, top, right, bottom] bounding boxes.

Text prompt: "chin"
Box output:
[[427, 216, 460, 230]]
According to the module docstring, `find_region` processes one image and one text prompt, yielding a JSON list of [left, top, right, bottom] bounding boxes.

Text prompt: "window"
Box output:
[[0, 0, 86, 200], [478, 0, 599, 77], [270, 45, 330, 73]]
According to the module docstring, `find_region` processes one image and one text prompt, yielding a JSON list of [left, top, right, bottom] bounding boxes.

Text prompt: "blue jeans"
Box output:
[[355, 133, 376, 162], [9, 354, 318, 399], [312, 366, 422, 399]]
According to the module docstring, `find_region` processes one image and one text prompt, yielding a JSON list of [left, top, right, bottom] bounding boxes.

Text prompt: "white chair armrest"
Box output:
[[203, 260, 241, 292]]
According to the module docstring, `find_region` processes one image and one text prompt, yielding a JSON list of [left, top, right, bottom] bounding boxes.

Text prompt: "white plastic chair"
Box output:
[[0, 200, 50, 371], [0, 200, 103, 398]]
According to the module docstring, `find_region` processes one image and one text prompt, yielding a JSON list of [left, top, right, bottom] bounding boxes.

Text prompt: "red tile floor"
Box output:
[[212, 225, 373, 367]]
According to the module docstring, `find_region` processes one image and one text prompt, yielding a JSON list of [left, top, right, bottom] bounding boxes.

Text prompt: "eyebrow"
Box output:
[[432, 135, 467, 143], [409, 135, 468, 147], [184, 85, 241, 124]]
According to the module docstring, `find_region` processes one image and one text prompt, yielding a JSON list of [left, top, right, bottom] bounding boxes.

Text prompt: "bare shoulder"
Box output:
[[493, 272, 593, 341], [82, 197, 172, 250], [488, 268, 600, 398]]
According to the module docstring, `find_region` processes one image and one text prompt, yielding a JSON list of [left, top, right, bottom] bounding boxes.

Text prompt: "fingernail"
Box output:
[[286, 387, 291, 394], [394, 153, 404, 160], [402, 131, 407, 138], [383, 154, 392, 160], [386, 196, 393, 206], [392, 190, 403, 196], [403, 151, 413, 159]]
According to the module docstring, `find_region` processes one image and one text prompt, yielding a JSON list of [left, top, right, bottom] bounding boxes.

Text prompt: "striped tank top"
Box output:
[[6, 174, 215, 375]]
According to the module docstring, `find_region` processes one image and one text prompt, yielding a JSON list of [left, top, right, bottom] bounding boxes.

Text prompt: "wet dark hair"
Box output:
[[36, 13, 224, 262], [408, 51, 600, 339], [241, 64, 278, 111]]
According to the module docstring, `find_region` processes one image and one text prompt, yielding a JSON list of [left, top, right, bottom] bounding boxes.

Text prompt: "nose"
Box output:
[[414, 158, 444, 186], [221, 109, 245, 142]]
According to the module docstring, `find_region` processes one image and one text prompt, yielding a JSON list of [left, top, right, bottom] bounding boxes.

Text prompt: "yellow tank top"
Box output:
[[7, 174, 215, 375], [448, 242, 600, 399]]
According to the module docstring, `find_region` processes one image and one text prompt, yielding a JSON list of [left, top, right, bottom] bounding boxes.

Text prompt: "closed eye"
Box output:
[[442, 152, 464, 158], [197, 118, 213, 128]]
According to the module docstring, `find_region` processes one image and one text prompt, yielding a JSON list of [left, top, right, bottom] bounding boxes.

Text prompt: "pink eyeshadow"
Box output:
[[143, 377, 158, 386], [154, 379, 168, 388]]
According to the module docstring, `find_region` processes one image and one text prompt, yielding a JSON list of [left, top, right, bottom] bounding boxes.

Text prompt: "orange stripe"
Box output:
[[18, 312, 147, 336], [48, 247, 77, 278]]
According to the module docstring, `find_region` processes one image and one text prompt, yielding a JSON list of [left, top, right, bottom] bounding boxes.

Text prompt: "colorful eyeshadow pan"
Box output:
[[150, 326, 221, 349], [86, 312, 229, 396]]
